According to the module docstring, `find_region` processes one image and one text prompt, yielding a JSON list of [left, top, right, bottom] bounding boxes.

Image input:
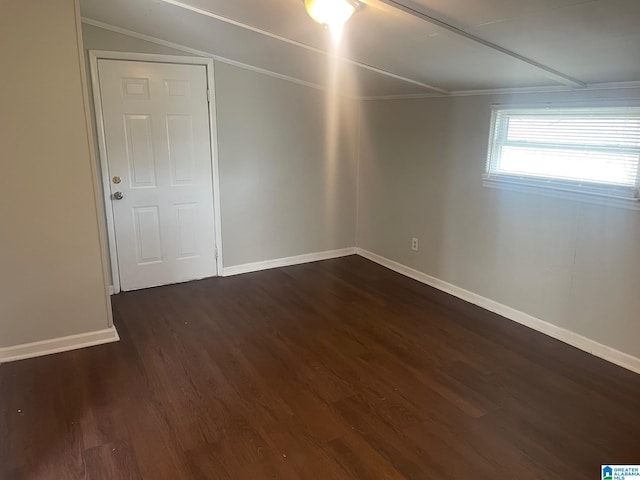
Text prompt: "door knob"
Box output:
[[113, 191, 124, 200]]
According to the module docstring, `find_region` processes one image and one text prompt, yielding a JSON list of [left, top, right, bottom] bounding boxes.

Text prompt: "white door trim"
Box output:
[[89, 50, 224, 294]]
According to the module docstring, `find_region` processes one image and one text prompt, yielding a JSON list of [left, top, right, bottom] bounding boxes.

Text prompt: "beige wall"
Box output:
[[11, 13, 632, 365], [81, 24, 358, 270], [214, 62, 358, 265], [85, 21, 640, 368], [357, 88, 640, 359], [0, 0, 112, 347]]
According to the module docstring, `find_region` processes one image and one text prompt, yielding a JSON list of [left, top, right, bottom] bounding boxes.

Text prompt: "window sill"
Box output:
[[482, 176, 640, 211]]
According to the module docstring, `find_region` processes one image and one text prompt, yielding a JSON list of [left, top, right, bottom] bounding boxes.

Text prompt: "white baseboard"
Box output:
[[222, 247, 357, 277], [355, 248, 640, 375], [108, 285, 115, 295], [13, 250, 637, 374], [0, 326, 120, 363]]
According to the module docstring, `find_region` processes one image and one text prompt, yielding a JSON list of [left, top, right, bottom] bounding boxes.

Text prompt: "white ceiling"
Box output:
[[80, 0, 640, 97]]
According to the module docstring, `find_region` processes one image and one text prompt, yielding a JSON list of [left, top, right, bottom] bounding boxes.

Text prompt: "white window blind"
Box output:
[[485, 106, 640, 200]]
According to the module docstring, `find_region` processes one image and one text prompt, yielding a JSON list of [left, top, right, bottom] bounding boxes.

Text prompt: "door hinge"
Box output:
[[207, 89, 211, 103], [214, 247, 218, 259]]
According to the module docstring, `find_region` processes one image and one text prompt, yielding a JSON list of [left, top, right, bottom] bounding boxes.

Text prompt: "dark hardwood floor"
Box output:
[[2, 255, 639, 479]]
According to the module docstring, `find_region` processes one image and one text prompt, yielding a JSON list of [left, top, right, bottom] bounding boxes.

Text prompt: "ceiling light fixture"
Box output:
[[304, 0, 358, 41]]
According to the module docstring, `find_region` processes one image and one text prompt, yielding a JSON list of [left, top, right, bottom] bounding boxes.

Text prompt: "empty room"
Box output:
[[2, 0, 640, 478]]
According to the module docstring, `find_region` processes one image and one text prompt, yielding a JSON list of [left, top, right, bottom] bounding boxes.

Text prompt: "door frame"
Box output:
[[89, 50, 224, 294]]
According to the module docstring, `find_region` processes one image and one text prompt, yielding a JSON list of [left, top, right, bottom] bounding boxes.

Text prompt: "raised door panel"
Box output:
[[98, 59, 217, 291]]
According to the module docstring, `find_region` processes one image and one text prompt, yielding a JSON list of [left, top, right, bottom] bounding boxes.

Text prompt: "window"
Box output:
[[485, 106, 640, 201]]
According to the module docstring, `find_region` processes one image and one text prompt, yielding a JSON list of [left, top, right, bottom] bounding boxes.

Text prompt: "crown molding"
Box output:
[[82, 18, 640, 101], [158, 0, 448, 95], [81, 17, 356, 98], [454, 81, 640, 97], [361, 92, 444, 100], [362, 81, 640, 101]]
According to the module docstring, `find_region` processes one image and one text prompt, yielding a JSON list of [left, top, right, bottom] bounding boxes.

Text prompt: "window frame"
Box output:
[[484, 104, 640, 206]]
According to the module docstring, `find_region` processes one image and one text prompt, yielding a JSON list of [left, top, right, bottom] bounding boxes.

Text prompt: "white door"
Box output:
[[97, 59, 217, 291]]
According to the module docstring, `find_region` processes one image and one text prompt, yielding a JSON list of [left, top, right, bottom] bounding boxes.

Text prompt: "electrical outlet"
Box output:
[[411, 237, 419, 251]]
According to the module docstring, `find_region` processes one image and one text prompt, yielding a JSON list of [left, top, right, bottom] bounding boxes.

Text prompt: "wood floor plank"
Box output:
[[84, 442, 142, 480], [1, 255, 639, 479]]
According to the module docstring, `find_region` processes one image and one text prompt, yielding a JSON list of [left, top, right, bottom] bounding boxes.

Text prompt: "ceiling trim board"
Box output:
[[157, 0, 448, 94], [81, 17, 356, 97], [577, 81, 640, 92], [82, 19, 640, 101], [454, 81, 640, 97], [362, 81, 640, 100], [362, 84, 574, 99], [375, 0, 587, 89], [361, 93, 443, 100]]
